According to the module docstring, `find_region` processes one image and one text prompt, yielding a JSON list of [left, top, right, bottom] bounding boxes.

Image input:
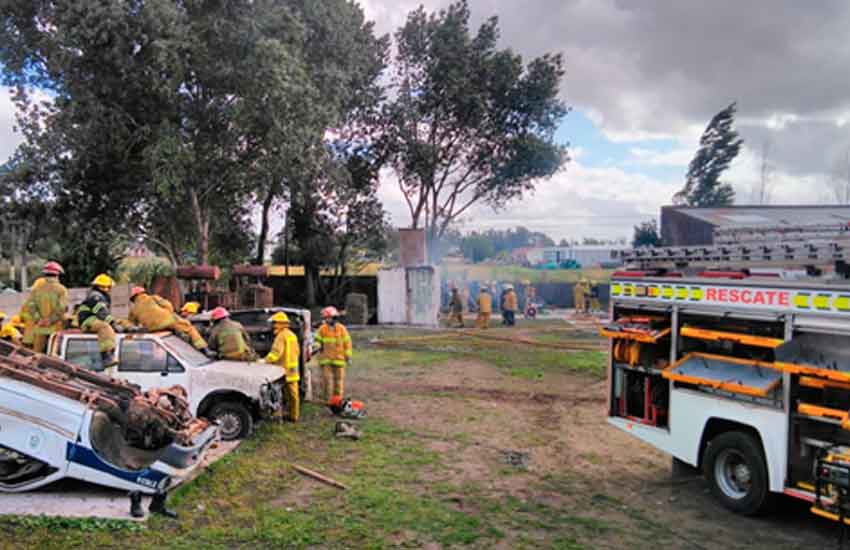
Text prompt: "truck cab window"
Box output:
[[65, 339, 102, 371], [120, 340, 177, 373]]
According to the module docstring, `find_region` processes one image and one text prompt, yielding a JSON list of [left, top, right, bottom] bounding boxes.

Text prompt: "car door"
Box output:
[[63, 337, 106, 372], [117, 338, 190, 393]]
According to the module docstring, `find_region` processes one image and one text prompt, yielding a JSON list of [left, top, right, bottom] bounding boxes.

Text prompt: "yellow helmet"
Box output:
[[181, 301, 200, 315], [268, 312, 290, 324], [91, 274, 114, 289], [9, 315, 24, 329]]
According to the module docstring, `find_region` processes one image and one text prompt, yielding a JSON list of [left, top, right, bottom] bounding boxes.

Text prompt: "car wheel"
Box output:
[[703, 431, 772, 516], [209, 401, 253, 440]]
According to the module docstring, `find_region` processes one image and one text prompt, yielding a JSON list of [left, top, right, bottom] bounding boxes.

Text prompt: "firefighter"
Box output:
[[574, 278, 588, 313], [207, 307, 257, 361], [180, 301, 201, 318], [476, 287, 492, 329], [78, 274, 122, 368], [128, 287, 209, 352], [449, 286, 464, 328], [265, 311, 300, 422], [0, 312, 22, 345], [588, 280, 601, 312], [23, 261, 68, 353], [315, 306, 352, 401], [503, 284, 518, 326]]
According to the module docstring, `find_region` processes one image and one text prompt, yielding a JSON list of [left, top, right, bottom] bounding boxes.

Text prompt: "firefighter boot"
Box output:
[[149, 492, 178, 519], [129, 491, 144, 518], [101, 351, 118, 369]]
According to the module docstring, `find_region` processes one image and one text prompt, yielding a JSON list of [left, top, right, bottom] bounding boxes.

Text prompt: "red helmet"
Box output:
[[211, 307, 230, 321], [43, 261, 64, 276], [321, 306, 340, 319], [130, 286, 146, 300]]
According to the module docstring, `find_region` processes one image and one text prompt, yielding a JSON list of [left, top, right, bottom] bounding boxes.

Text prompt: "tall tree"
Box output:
[[381, 1, 569, 250], [632, 220, 661, 248], [674, 102, 742, 207]]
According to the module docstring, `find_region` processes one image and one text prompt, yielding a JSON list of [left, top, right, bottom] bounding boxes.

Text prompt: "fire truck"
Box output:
[[604, 242, 850, 525]]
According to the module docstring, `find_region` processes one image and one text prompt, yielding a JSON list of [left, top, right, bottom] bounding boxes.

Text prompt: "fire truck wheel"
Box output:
[[703, 431, 772, 516]]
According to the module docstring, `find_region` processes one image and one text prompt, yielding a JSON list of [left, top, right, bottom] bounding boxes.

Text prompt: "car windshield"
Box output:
[[162, 335, 211, 366]]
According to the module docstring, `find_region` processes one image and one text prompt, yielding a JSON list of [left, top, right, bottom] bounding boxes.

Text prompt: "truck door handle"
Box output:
[[160, 372, 168, 377]]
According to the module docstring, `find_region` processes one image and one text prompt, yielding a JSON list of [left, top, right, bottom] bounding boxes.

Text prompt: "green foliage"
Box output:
[[459, 226, 555, 262], [117, 258, 174, 287], [461, 233, 497, 263], [674, 102, 742, 207], [632, 219, 662, 248], [381, 0, 569, 241]]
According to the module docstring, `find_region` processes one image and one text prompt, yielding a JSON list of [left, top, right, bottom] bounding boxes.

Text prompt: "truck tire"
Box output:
[[703, 431, 772, 516], [209, 401, 253, 441]]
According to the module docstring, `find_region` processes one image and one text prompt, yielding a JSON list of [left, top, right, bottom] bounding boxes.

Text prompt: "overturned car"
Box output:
[[0, 341, 217, 495]]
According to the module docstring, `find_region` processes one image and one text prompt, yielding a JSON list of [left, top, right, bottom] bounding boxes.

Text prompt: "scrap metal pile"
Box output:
[[0, 341, 208, 449]]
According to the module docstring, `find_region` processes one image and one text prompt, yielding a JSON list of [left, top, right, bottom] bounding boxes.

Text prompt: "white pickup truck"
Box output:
[[48, 331, 286, 440]]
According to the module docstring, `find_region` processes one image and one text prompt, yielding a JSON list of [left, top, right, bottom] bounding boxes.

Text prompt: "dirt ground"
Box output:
[[349, 328, 836, 549]]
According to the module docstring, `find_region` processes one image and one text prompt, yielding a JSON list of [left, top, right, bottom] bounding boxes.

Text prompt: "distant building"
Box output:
[[661, 205, 850, 247], [527, 245, 627, 268]]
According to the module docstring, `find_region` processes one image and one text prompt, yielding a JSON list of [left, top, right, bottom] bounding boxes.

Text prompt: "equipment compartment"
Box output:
[[663, 353, 783, 398]]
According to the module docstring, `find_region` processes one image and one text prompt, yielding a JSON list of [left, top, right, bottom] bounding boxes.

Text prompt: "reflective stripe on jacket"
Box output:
[[78, 289, 113, 329], [27, 277, 68, 335], [265, 327, 300, 382], [315, 322, 352, 366], [129, 293, 175, 331]]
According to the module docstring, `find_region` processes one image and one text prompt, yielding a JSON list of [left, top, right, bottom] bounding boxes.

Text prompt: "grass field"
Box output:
[[0, 323, 833, 549]]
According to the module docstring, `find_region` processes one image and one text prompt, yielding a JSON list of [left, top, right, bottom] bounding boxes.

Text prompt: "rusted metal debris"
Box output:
[[0, 340, 208, 449]]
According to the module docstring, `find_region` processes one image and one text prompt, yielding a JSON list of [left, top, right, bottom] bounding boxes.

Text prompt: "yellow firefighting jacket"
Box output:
[[478, 292, 492, 313], [27, 277, 68, 336], [504, 290, 518, 312], [129, 293, 176, 331], [209, 318, 256, 361], [315, 322, 352, 367], [266, 327, 300, 382]]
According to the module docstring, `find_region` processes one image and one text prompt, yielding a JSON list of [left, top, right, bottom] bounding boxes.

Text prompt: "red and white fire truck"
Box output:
[[605, 247, 850, 524]]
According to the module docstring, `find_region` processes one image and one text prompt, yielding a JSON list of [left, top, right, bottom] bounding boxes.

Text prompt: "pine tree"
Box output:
[[673, 102, 742, 207]]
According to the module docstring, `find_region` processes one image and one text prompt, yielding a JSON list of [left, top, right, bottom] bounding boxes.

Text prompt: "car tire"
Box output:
[[703, 430, 772, 516], [209, 401, 253, 441]]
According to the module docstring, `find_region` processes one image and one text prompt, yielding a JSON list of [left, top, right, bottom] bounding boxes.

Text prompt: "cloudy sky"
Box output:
[[3, 1, 850, 242]]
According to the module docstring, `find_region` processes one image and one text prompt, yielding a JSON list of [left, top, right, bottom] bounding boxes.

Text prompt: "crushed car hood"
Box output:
[[197, 361, 284, 386]]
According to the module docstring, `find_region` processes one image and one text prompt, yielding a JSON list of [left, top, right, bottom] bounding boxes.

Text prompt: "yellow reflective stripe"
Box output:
[[794, 294, 811, 309], [676, 287, 688, 300], [319, 359, 346, 366], [690, 287, 703, 301], [814, 294, 831, 310], [648, 286, 660, 297], [662, 286, 674, 299], [321, 337, 338, 343], [266, 352, 281, 363], [623, 285, 634, 296], [611, 283, 622, 296], [835, 296, 850, 312]]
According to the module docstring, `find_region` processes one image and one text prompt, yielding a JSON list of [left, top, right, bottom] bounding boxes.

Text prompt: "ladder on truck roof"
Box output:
[[622, 240, 850, 274]]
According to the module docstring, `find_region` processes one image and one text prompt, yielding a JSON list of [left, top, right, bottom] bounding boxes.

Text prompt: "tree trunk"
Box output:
[[189, 188, 210, 265], [255, 187, 275, 265], [305, 264, 318, 307]]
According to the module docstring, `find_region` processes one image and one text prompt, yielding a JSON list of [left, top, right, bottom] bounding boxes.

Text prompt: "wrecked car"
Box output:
[[191, 306, 313, 397], [0, 341, 217, 495], [49, 331, 286, 440]]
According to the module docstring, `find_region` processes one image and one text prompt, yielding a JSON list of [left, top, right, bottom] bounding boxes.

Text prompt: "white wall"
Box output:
[[377, 268, 406, 324], [0, 284, 132, 319]]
